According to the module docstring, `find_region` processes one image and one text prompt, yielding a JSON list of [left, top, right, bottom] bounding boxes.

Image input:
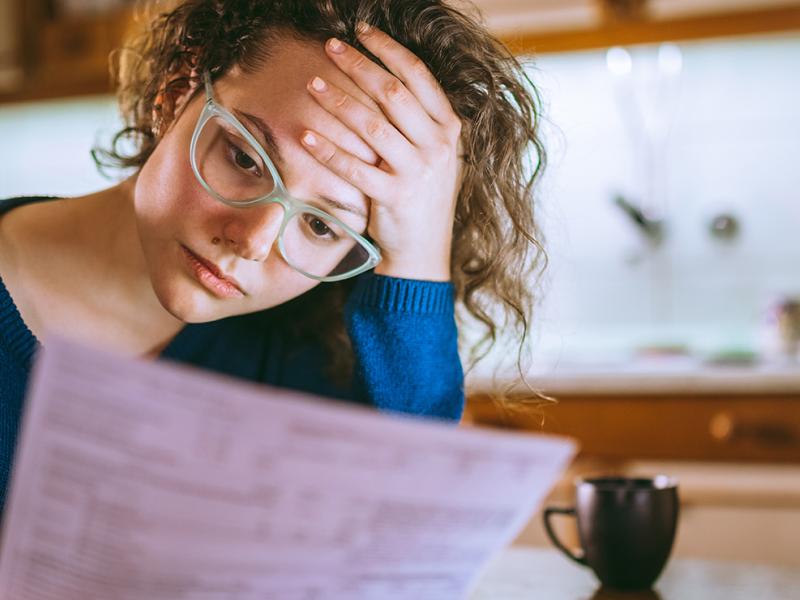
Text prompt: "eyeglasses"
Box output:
[[189, 71, 381, 282]]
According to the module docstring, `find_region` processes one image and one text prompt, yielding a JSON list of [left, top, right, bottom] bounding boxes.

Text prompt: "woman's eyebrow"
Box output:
[[318, 195, 367, 219], [234, 109, 285, 166]]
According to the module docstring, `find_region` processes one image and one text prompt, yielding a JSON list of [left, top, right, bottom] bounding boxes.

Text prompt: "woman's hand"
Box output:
[[301, 23, 464, 282]]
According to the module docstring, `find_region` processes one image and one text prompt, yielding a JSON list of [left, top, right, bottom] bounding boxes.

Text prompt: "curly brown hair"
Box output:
[[96, 0, 548, 395]]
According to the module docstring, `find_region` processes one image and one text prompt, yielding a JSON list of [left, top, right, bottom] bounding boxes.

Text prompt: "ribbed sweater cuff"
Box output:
[[348, 273, 455, 314]]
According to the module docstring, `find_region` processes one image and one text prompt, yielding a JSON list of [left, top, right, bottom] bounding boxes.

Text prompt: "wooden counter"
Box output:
[[466, 361, 800, 463], [469, 546, 800, 599], [467, 392, 800, 463]]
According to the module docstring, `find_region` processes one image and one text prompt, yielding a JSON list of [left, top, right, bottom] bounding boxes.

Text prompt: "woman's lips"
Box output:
[[181, 245, 245, 299]]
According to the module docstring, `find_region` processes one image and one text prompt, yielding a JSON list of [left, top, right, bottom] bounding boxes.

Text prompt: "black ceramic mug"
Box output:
[[543, 476, 679, 590]]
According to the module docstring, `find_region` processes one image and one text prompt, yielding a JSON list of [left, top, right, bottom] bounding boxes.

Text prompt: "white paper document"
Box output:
[[0, 335, 576, 599]]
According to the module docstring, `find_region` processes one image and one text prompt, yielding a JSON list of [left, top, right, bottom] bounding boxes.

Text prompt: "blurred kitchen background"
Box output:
[[1, 0, 799, 568]]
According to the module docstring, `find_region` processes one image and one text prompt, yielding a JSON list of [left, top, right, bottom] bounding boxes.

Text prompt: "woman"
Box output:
[[0, 0, 546, 509]]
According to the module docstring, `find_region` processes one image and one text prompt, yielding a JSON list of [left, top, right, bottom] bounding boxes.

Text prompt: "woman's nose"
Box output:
[[220, 202, 285, 262]]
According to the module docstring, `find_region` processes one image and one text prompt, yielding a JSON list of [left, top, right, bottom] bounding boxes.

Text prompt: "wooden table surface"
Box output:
[[469, 546, 800, 599]]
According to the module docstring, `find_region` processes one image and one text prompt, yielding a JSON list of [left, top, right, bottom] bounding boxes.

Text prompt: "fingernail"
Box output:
[[310, 76, 327, 92], [356, 21, 371, 35], [302, 132, 317, 147], [328, 38, 345, 53]]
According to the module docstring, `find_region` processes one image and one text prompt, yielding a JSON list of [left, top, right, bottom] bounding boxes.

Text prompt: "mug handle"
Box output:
[[542, 506, 587, 566]]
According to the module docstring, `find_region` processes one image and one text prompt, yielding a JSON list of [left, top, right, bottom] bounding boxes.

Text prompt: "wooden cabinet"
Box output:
[[0, 1, 135, 103], [466, 391, 800, 463], [0, 1, 22, 93], [2, 0, 800, 103], [469, 0, 800, 54], [647, 0, 800, 20], [36, 9, 132, 94], [470, 0, 602, 36]]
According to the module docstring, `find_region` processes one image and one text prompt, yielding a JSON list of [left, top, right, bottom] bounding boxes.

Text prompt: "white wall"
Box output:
[[521, 32, 800, 371], [0, 95, 121, 198]]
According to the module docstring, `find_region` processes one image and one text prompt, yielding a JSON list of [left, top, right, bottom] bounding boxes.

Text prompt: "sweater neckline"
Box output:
[[0, 272, 40, 370], [0, 196, 54, 369]]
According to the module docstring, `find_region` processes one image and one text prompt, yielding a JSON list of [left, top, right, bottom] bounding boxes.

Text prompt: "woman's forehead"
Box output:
[[226, 37, 379, 121]]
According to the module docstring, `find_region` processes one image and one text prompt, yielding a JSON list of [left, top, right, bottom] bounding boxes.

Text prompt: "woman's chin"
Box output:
[[152, 278, 236, 324]]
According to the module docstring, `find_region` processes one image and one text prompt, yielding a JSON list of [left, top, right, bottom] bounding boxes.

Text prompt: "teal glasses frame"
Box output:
[[189, 71, 382, 282]]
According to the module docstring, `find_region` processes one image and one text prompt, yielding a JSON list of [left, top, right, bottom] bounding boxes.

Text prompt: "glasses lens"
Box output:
[[195, 115, 275, 203], [282, 209, 372, 279]]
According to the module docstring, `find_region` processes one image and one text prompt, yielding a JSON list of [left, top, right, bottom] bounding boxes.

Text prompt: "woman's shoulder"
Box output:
[[0, 195, 60, 216], [0, 196, 70, 253], [0, 196, 62, 248], [0, 195, 54, 260]]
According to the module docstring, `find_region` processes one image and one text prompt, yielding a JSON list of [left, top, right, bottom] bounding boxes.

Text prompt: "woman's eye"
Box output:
[[225, 140, 262, 177], [235, 150, 256, 170], [310, 218, 331, 236], [305, 216, 339, 240]]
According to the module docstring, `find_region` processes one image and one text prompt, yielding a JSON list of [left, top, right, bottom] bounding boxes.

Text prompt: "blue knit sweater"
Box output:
[[0, 196, 464, 512]]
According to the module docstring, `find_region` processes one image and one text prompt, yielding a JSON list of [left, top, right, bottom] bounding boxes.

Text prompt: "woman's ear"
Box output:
[[152, 69, 200, 138]]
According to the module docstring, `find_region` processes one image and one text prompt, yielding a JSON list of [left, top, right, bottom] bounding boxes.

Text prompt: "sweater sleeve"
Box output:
[[343, 273, 464, 422]]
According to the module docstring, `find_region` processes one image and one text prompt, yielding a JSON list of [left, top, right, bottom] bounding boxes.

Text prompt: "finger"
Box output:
[[309, 99, 380, 166], [307, 75, 415, 170], [352, 24, 458, 128], [300, 129, 390, 201], [324, 37, 436, 147]]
